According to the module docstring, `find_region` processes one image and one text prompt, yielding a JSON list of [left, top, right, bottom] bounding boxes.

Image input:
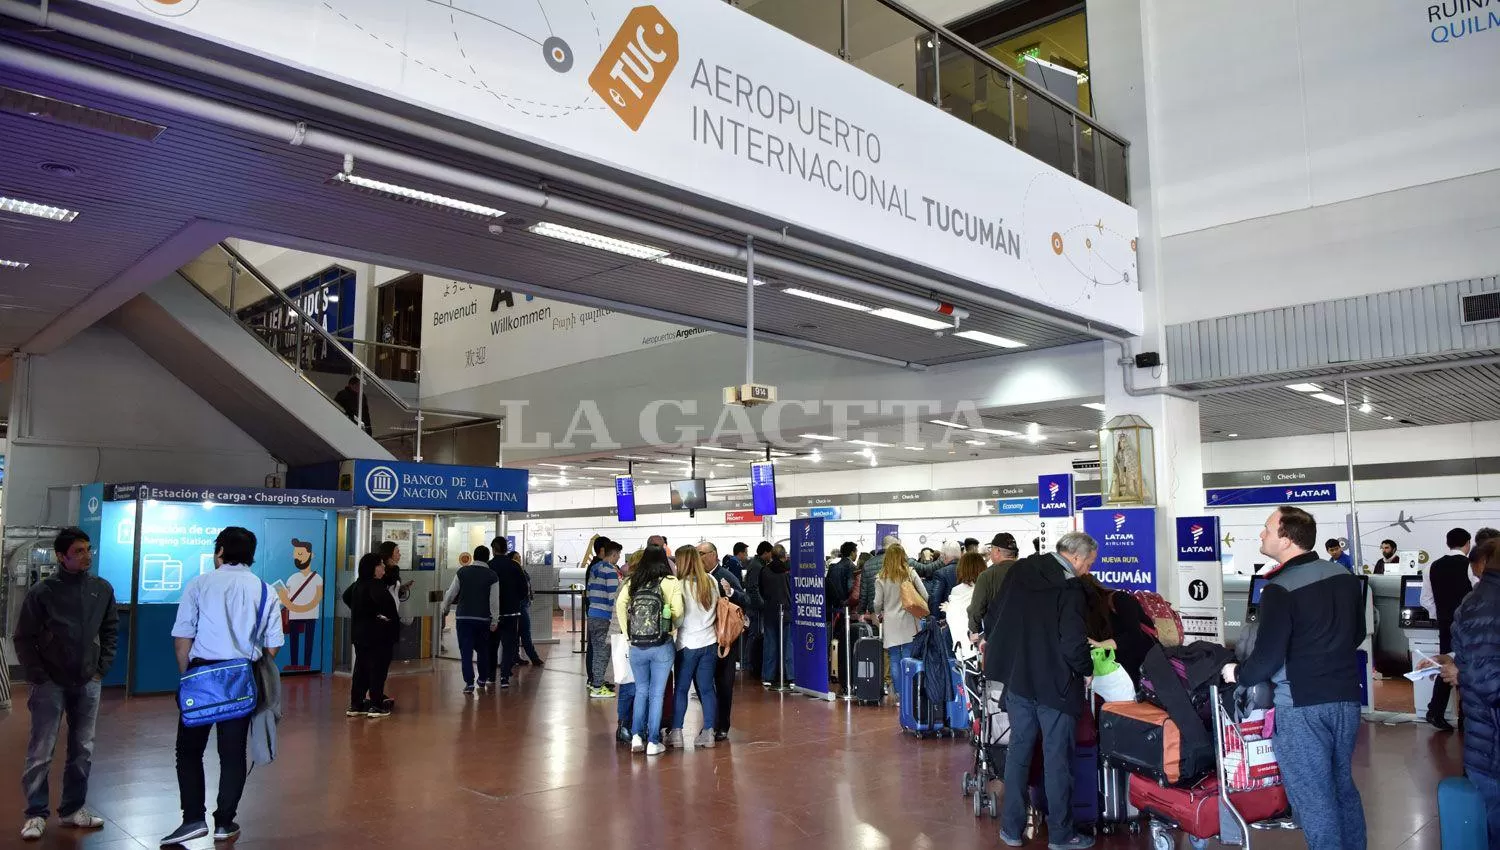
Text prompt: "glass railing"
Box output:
[[730, 0, 1129, 203], [178, 243, 485, 459]]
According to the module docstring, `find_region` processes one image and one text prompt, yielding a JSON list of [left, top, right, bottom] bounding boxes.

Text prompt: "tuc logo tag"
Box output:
[[590, 6, 680, 131]]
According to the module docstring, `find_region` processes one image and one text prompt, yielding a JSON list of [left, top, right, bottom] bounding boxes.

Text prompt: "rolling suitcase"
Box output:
[[1128, 774, 1288, 840], [944, 662, 970, 733], [899, 657, 946, 736], [1099, 760, 1134, 829], [851, 624, 884, 704], [1028, 744, 1100, 826], [1100, 701, 1213, 786], [1437, 776, 1488, 850]]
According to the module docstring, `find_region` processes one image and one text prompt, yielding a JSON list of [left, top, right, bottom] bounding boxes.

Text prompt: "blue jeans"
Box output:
[[887, 642, 914, 687], [761, 614, 794, 683], [455, 619, 490, 686], [1466, 768, 1500, 848], [1272, 701, 1365, 850], [629, 642, 675, 744], [672, 646, 719, 731], [23, 680, 102, 818], [617, 682, 636, 726], [518, 606, 541, 663], [1001, 691, 1077, 843]]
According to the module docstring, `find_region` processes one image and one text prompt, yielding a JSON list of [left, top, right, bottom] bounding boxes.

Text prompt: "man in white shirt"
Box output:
[[161, 527, 283, 845], [276, 538, 323, 671]]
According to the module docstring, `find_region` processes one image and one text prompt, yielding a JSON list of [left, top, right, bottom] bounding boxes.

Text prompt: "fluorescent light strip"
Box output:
[[782, 287, 871, 312], [965, 439, 986, 446], [1310, 393, 1345, 405], [848, 440, 893, 447], [0, 259, 30, 269], [656, 256, 764, 286], [971, 427, 1020, 437], [583, 467, 625, 472], [955, 329, 1027, 349], [1081, 403, 1107, 411], [0, 195, 78, 222], [930, 419, 968, 429], [537, 463, 570, 469], [800, 434, 840, 441], [528, 222, 668, 260], [332, 173, 504, 218], [903, 446, 925, 451], [693, 445, 739, 453], [1286, 383, 1322, 393], [871, 307, 950, 330]]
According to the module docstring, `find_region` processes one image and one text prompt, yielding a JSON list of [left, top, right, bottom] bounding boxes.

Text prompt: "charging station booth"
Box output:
[[79, 481, 348, 695]]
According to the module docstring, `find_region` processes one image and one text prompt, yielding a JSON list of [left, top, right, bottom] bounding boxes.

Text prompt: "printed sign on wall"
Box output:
[[1206, 485, 1338, 507], [350, 459, 529, 512], [1082, 507, 1157, 592], [1038, 474, 1074, 518]]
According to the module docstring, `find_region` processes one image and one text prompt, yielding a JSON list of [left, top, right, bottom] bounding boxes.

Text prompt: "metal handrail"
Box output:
[[876, 0, 1128, 149]]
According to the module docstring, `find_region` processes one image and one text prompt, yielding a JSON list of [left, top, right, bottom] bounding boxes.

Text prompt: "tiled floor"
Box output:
[[0, 640, 1463, 850]]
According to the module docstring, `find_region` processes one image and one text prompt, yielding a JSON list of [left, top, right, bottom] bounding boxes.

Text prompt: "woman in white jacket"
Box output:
[[942, 552, 987, 661]]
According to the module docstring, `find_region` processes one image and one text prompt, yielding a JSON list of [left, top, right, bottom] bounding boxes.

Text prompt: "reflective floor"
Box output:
[[0, 635, 1464, 850]]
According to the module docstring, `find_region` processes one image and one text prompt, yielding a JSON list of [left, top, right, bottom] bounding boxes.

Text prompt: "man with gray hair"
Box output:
[[985, 531, 1097, 850]]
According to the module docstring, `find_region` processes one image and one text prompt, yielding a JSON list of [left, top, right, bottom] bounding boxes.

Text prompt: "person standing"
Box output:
[[758, 544, 795, 687], [440, 545, 499, 694], [616, 547, 684, 755], [986, 532, 1097, 850], [824, 541, 859, 685], [1324, 539, 1355, 572], [344, 553, 399, 716], [511, 551, 544, 667], [161, 527, 284, 845], [742, 541, 773, 675], [1225, 506, 1366, 850], [14, 527, 116, 841], [275, 538, 323, 671], [872, 544, 930, 691], [696, 541, 745, 741], [967, 532, 1020, 642], [333, 375, 372, 434], [666, 546, 721, 749], [585, 539, 623, 697], [1422, 527, 1474, 731], [941, 551, 986, 661], [1371, 539, 1401, 574], [489, 538, 529, 688], [725, 542, 748, 583]]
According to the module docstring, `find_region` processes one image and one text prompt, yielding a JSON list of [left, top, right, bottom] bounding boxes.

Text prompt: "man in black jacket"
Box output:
[[987, 532, 1096, 850], [1422, 527, 1474, 731], [824, 542, 859, 685], [489, 537, 530, 688], [14, 527, 117, 841], [1226, 506, 1366, 850], [742, 541, 773, 674]]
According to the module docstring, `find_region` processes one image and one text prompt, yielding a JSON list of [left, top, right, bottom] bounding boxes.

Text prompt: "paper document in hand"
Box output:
[[1405, 666, 1440, 681]]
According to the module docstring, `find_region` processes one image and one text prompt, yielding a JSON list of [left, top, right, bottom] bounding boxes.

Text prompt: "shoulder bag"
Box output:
[[178, 580, 269, 727]]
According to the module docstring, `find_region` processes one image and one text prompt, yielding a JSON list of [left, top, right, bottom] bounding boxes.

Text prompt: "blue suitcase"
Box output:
[[1438, 776, 1488, 850], [945, 661, 970, 733], [899, 658, 947, 737]]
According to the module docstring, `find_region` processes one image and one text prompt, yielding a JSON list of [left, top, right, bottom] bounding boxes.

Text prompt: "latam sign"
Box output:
[[1082, 506, 1156, 592], [1175, 515, 1221, 563], [1037, 473, 1075, 518], [1206, 484, 1338, 507]]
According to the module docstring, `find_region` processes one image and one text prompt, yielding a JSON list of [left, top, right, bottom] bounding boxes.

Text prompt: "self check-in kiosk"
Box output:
[[1241, 572, 1375, 712], [1399, 572, 1453, 721]]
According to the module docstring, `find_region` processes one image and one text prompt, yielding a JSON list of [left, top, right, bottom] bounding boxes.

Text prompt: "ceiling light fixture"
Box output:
[[799, 434, 840, 441], [971, 427, 1020, 437], [0, 259, 30, 269], [537, 463, 570, 469], [693, 445, 739, 453], [903, 446, 924, 451], [583, 466, 625, 472], [1310, 393, 1346, 405], [954, 329, 1027, 349], [1382, 415, 1395, 421], [330, 172, 504, 218], [871, 307, 950, 330], [1286, 383, 1322, 393], [1228, 433, 1239, 438], [0, 195, 79, 222], [527, 222, 668, 259], [656, 255, 765, 285], [782, 287, 872, 312], [965, 439, 985, 446], [930, 419, 969, 429], [1358, 403, 1373, 414], [848, 440, 893, 448], [1081, 403, 1107, 411], [615, 455, 650, 461]]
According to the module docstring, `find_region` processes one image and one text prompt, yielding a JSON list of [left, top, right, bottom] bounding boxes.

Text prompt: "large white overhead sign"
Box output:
[[98, 0, 1143, 334]]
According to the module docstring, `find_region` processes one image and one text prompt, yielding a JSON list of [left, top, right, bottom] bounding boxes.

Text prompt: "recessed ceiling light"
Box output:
[[1228, 433, 1239, 438], [583, 466, 624, 472], [965, 439, 985, 446], [1358, 403, 1373, 414], [848, 440, 893, 447], [0, 195, 79, 222], [1081, 403, 1107, 411], [800, 434, 840, 441], [1067, 441, 1077, 445], [331, 172, 504, 218], [930, 419, 968, 429], [1310, 393, 1345, 405], [1089, 444, 1098, 449], [714, 463, 735, 468], [903, 446, 924, 451], [782, 287, 872, 312], [0, 259, 30, 269], [656, 255, 765, 285], [972, 427, 1019, 436], [528, 222, 667, 259], [1382, 415, 1394, 421], [955, 329, 1026, 348], [871, 307, 950, 330], [1286, 383, 1322, 393]]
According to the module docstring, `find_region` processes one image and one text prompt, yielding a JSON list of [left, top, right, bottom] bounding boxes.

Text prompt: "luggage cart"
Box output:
[[958, 655, 1001, 818], [1141, 684, 1297, 850]]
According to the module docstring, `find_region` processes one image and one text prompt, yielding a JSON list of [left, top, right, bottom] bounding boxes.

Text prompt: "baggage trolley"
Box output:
[[1140, 683, 1297, 850], [958, 654, 1000, 818]]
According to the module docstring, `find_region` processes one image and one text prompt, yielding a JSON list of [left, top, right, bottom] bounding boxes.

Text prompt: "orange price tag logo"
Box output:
[[589, 6, 679, 131]]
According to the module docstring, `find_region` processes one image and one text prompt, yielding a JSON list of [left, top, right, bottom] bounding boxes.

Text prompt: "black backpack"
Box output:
[[627, 580, 669, 647]]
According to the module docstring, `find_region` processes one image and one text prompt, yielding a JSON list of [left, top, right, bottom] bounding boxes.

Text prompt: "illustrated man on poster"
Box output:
[[276, 539, 323, 671]]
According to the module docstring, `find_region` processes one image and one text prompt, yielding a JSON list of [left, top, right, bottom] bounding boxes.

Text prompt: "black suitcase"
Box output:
[[851, 624, 884, 704]]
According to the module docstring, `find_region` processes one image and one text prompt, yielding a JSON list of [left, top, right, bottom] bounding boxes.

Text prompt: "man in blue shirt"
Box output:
[[1325, 539, 1355, 572], [585, 538, 622, 697]]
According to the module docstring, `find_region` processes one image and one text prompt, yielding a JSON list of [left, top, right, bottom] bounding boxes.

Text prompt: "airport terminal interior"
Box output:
[[0, 0, 1496, 848]]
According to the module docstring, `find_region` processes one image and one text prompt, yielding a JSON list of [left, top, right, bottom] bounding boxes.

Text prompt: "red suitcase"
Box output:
[[1127, 774, 1288, 839]]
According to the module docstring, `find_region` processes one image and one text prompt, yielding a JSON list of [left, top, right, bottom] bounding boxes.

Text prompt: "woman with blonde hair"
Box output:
[[873, 543, 929, 694], [666, 545, 721, 749]]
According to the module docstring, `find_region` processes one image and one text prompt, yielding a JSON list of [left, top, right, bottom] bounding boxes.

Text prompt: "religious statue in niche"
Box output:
[[1100, 414, 1155, 506]]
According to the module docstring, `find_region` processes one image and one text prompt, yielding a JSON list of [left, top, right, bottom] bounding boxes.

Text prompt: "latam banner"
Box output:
[[1082, 507, 1156, 593], [1206, 484, 1338, 507], [421, 280, 707, 396], [790, 518, 832, 700], [1175, 515, 1223, 640], [84, 0, 1142, 336], [1175, 516, 1221, 562], [1038, 473, 1075, 518]]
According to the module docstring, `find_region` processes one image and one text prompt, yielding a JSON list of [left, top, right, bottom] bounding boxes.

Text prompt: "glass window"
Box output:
[[983, 9, 1091, 116]]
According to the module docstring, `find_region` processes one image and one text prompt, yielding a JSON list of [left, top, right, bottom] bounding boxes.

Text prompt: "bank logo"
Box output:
[[1190, 524, 1204, 544], [590, 6, 679, 131], [1113, 513, 1127, 532], [364, 466, 400, 504]]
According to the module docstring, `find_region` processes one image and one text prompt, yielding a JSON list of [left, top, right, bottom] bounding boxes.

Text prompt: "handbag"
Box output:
[[900, 578, 930, 619], [178, 581, 269, 728]]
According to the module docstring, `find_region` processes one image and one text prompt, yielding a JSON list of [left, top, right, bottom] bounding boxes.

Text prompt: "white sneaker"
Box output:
[[645, 741, 667, 756], [630, 734, 645, 753], [20, 817, 45, 840], [60, 809, 104, 829]]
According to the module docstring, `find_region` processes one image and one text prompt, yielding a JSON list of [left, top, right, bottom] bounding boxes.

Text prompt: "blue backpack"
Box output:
[[178, 581, 269, 727]]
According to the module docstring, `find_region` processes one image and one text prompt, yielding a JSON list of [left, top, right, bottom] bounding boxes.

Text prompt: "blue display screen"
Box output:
[[1249, 575, 1268, 605], [750, 462, 777, 516], [1402, 580, 1423, 608], [615, 476, 636, 522]]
